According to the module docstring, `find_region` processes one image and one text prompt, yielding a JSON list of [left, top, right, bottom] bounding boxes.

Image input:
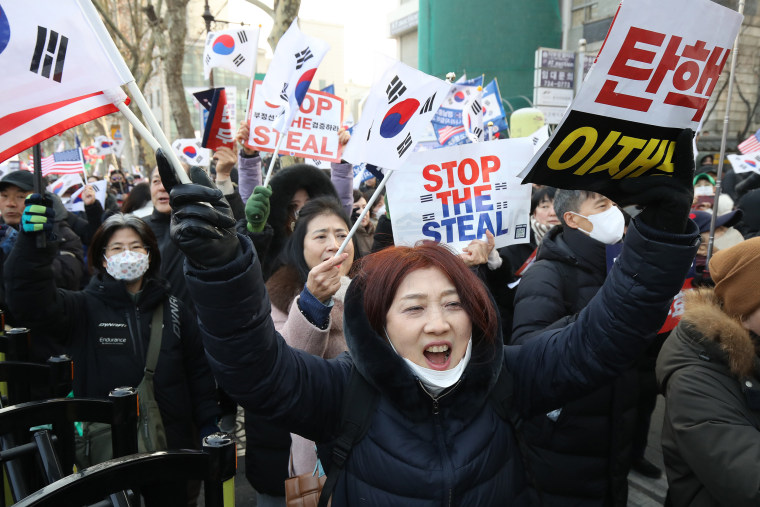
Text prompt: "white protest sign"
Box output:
[[246, 81, 343, 163], [519, 0, 743, 198], [570, 0, 742, 129], [386, 138, 533, 253], [727, 151, 760, 174]]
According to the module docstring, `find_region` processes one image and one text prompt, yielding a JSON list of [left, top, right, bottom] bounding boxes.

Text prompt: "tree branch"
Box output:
[[92, 0, 137, 53], [243, 0, 274, 17]]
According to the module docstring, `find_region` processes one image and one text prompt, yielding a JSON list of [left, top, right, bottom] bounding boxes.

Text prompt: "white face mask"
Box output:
[[713, 227, 744, 251], [106, 250, 149, 281], [387, 333, 473, 397], [572, 206, 625, 245]]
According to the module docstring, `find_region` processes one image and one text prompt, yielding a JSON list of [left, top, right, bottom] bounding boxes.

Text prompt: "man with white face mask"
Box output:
[[510, 189, 642, 506]]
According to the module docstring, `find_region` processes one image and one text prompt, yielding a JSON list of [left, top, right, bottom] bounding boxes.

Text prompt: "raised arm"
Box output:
[[157, 151, 348, 442]]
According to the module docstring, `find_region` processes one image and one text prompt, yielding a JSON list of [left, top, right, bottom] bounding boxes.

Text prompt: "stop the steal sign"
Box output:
[[246, 81, 344, 163]]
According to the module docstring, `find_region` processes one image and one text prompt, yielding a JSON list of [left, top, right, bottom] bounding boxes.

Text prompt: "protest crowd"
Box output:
[[2, 0, 760, 506]]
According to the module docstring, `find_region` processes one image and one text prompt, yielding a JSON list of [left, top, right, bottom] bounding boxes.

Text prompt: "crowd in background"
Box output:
[[1, 123, 760, 506]]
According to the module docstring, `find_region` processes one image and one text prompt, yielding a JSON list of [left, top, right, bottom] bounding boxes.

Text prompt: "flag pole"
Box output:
[[336, 169, 394, 256], [32, 144, 46, 248], [116, 101, 161, 151], [125, 81, 191, 184], [706, 0, 744, 267], [262, 130, 288, 187]]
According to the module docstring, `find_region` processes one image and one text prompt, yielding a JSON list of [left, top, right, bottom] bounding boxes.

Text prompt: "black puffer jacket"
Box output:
[[510, 226, 640, 506], [0, 201, 85, 362], [4, 232, 219, 450], [186, 218, 698, 506]]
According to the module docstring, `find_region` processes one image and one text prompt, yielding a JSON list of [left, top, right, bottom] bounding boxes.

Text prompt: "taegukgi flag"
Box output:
[[94, 135, 115, 156], [172, 138, 211, 167], [0, 0, 131, 162], [258, 18, 329, 133], [463, 86, 484, 143], [203, 27, 260, 80], [518, 0, 742, 203], [343, 61, 451, 170], [431, 75, 483, 147], [727, 151, 760, 175]]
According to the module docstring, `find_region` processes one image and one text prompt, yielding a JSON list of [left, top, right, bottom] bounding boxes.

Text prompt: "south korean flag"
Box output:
[[203, 27, 260, 79], [343, 61, 451, 171], [463, 86, 484, 143]]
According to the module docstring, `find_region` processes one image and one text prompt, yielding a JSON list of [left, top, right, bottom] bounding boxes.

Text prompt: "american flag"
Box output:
[[738, 128, 760, 154], [28, 148, 85, 177], [437, 125, 465, 145]]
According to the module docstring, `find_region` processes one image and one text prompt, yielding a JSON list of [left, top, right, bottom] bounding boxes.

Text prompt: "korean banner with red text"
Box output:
[[246, 81, 343, 162], [386, 138, 533, 253], [519, 0, 742, 197]]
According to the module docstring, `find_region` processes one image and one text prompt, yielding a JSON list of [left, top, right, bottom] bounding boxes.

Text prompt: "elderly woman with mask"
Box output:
[[5, 208, 219, 506]]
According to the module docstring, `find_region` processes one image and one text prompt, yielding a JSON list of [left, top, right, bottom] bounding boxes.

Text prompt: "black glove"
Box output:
[[156, 149, 240, 269], [617, 128, 696, 234]]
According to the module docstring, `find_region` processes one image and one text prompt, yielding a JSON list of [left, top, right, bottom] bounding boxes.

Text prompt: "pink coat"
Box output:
[[270, 276, 350, 476]]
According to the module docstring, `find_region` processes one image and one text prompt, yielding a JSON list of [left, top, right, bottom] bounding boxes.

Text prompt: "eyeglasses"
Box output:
[[104, 244, 149, 255]]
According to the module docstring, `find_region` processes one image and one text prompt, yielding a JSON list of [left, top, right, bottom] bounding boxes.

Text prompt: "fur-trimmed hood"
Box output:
[[342, 277, 504, 423], [658, 288, 760, 389], [268, 164, 338, 235]]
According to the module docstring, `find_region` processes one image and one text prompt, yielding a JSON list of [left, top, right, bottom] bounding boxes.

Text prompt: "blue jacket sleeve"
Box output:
[[184, 235, 350, 442], [506, 217, 699, 416]]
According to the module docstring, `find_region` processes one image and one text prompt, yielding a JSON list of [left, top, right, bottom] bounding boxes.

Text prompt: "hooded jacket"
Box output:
[[185, 217, 698, 506], [509, 225, 639, 506], [0, 194, 85, 362], [657, 288, 760, 507], [4, 231, 219, 450]]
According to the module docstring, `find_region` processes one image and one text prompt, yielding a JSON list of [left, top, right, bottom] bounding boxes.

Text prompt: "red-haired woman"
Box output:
[[159, 145, 699, 505]]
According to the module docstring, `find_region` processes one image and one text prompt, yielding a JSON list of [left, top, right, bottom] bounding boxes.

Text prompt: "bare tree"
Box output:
[[160, 0, 196, 139], [244, 0, 302, 50]]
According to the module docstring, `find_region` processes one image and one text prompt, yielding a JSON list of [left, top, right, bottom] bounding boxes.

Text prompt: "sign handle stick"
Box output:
[[706, 0, 745, 266], [125, 81, 191, 185], [262, 131, 287, 187], [78, 145, 88, 182], [336, 169, 394, 256]]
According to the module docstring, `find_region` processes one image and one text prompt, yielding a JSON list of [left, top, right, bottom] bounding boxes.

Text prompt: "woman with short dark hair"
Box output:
[[5, 213, 220, 506]]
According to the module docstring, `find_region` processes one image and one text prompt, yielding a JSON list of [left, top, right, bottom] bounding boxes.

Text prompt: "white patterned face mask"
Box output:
[[105, 250, 149, 281]]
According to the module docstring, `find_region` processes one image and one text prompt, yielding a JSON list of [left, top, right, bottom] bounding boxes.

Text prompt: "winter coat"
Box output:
[[4, 231, 219, 450], [185, 217, 698, 506], [267, 265, 350, 476], [736, 188, 760, 239], [657, 288, 760, 507], [143, 210, 188, 306], [353, 221, 376, 259], [0, 204, 85, 363], [510, 225, 640, 506]]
